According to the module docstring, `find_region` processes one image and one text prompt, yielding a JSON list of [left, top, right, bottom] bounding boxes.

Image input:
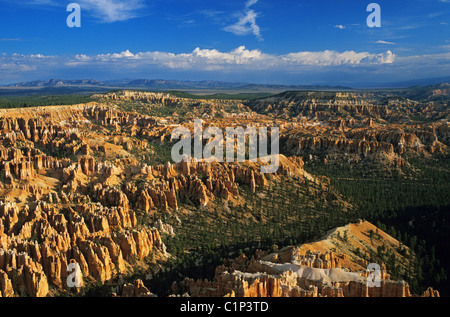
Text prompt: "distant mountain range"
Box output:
[[381, 76, 450, 88], [5, 79, 246, 89], [1, 79, 449, 101], [6, 79, 107, 88], [4, 78, 352, 91]]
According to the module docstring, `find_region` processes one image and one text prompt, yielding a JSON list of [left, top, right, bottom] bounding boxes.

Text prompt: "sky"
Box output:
[[0, 0, 449, 86]]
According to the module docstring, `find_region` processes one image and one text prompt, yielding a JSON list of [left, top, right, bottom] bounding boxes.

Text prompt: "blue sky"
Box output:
[[0, 0, 449, 86]]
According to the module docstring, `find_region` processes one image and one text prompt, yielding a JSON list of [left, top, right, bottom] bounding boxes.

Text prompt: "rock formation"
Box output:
[[0, 93, 446, 298], [178, 221, 439, 297], [121, 279, 157, 297]]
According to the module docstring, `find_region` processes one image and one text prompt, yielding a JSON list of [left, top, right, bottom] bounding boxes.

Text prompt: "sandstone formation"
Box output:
[[0, 103, 310, 297], [0, 91, 446, 298], [121, 279, 157, 297], [178, 221, 439, 298], [245, 91, 449, 167], [0, 105, 172, 296]]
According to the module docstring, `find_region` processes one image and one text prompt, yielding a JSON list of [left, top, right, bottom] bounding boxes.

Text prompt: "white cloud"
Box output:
[[77, 0, 145, 23], [0, 63, 36, 72], [23, 0, 145, 23], [0, 53, 53, 73], [67, 46, 266, 70], [5, 48, 450, 85], [283, 50, 395, 66], [224, 0, 263, 40], [245, 0, 259, 8], [397, 51, 450, 65], [376, 40, 397, 45], [63, 47, 396, 71], [1, 47, 398, 76], [224, 11, 262, 40], [335, 25, 346, 30]]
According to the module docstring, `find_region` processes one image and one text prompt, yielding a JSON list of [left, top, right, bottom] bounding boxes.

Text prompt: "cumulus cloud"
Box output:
[[4, 48, 450, 86], [224, 0, 263, 40], [283, 50, 396, 66], [0, 53, 53, 73], [1, 47, 398, 76], [68, 46, 267, 70], [68, 47, 396, 69]]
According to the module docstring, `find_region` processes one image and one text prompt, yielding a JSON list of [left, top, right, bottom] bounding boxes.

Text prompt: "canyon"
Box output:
[[0, 90, 448, 297]]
